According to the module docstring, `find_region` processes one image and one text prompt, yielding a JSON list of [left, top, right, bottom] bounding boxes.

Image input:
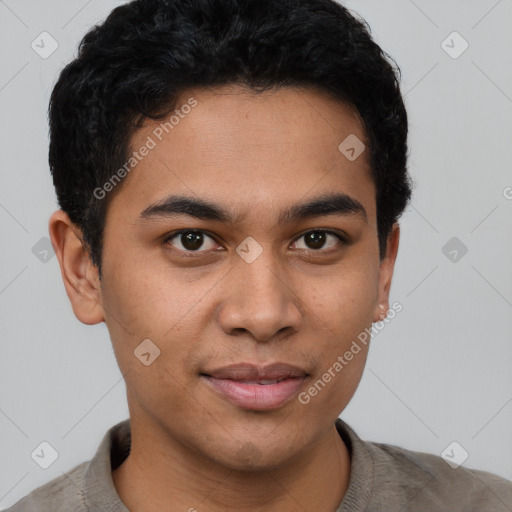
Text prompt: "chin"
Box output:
[[197, 426, 306, 473]]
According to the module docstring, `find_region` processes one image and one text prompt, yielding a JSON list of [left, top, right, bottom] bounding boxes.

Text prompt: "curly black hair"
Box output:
[[49, 0, 412, 277]]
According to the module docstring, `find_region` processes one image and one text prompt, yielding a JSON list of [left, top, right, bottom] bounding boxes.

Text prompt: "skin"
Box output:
[[49, 84, 400, 512]]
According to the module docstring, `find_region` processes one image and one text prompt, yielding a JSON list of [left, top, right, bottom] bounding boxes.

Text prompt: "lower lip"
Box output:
[[202, 376, 306, 410]]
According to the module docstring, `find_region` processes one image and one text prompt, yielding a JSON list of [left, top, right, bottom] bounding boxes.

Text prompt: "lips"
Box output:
[[201, 363, 309, 410], [205, 362, 307, 381]]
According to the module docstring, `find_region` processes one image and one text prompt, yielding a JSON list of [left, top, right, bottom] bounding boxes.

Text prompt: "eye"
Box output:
[[165, 230, 220, 252], [291, 230, 346, 251]]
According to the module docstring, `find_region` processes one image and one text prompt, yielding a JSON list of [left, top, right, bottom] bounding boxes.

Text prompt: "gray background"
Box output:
[[1, 0, 511, 507]]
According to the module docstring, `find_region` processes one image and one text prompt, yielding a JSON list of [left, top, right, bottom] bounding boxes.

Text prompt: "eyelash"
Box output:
[[163, 228, 348, 255]]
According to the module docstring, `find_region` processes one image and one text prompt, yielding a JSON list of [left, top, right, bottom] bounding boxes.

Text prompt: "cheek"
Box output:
[[100, 263, 213, 396], [101, 259, 212, 340], [102, 277, 204, 422], [302, 263, 379, 344], [296, 264, 377, 408]]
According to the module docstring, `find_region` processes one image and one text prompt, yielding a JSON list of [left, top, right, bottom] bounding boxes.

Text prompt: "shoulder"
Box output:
[[4, 462, 89, 512], [4, 419, 130, 512], [336, 419, 512, 512], [367, 438, 512, 511]]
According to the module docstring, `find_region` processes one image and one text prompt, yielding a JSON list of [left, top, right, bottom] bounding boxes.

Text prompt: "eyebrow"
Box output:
[[138, 193, 367, 224]]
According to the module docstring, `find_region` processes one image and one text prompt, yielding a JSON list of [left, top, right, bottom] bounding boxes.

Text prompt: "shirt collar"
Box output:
[[80, 417, 374, 512], [82, 419, 131, 511]]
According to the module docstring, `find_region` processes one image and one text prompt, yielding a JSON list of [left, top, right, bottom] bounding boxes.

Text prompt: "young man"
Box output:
[[7, 0, 512, 510]]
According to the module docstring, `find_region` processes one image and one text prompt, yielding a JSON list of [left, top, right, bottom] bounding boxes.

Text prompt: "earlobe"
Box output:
[[372, 223, 400, 323], [48, 210, 105, 325]]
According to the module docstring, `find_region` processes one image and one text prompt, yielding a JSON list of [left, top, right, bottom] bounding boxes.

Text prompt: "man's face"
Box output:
[[94, 84, 396, 470]]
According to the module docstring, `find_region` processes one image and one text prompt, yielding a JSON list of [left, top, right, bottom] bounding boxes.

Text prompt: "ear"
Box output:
[[372, 223, 400, 323], [48, 210, 105, 325]]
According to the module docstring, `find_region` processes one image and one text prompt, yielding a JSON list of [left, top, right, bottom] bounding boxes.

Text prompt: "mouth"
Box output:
[[200, 363, 309, 411]]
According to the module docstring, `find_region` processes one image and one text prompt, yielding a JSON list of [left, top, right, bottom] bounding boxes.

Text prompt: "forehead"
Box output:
[[107, 84, 376, 225]]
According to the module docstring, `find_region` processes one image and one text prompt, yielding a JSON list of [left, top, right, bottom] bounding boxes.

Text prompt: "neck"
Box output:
[[113, 419, 350, 512]]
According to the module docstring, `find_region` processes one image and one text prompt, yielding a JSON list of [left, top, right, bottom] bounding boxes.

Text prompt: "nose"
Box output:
[[217, 250, 303, 342]]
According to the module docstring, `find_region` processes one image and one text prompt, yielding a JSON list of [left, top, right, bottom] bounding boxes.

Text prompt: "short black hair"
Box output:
[[49, 0, 412, 277]]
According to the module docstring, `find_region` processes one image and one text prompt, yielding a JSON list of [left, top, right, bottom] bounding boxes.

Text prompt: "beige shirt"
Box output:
[[6, 418, 512, 511]]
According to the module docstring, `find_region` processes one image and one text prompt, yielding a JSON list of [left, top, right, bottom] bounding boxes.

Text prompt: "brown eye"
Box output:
[[181, 231, 204, 250], [167, 230, 218, 252], [292, 230, 345, 251], [304, 231, 327, 249]]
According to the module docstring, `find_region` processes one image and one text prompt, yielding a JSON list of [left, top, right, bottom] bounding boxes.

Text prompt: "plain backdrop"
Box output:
[[1, 0, 511, 508]]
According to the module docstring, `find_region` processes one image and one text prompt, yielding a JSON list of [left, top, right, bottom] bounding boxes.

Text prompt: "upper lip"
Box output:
[[202, 363, 308, 381]]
